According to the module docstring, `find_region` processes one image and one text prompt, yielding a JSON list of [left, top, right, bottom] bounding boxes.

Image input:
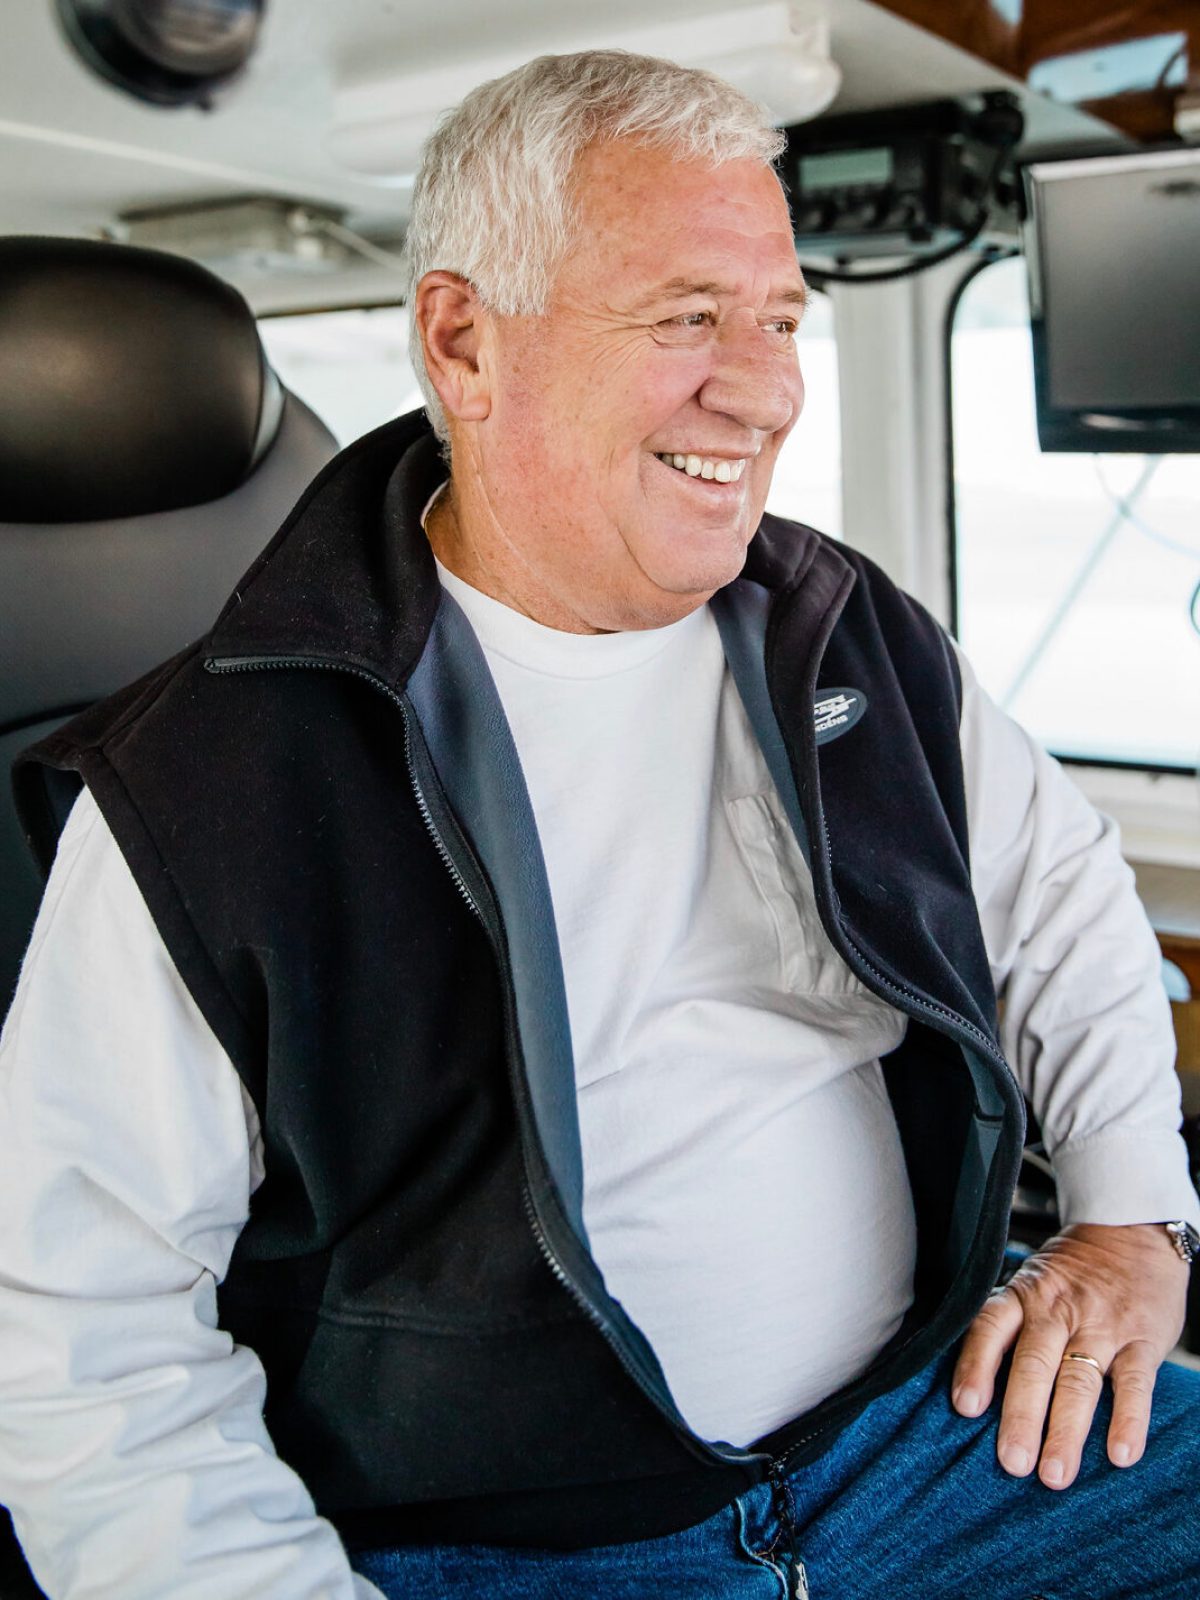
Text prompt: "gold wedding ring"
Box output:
[[1061, 1352, 1105, 1376]]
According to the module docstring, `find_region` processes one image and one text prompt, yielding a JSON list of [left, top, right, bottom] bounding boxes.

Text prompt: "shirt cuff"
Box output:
[[1051, 1128, 1200, 1229]]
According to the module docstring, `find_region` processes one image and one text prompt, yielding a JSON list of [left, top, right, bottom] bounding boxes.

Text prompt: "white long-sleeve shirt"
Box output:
[[0, 622, 1195, 1600]]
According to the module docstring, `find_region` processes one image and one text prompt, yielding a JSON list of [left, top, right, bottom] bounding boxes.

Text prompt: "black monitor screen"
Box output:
[[1023, 149, 1200, 451]]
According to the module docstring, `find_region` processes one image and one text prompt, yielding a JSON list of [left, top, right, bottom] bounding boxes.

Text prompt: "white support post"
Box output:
[[827, 257, 977, 627]]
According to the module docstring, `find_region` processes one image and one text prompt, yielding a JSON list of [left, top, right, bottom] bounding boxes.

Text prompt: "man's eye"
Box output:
[[766, 319, 798, 337], [666, 311, 713, 329]]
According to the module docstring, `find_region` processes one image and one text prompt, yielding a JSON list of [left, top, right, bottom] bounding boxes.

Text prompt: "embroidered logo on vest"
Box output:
[[814, 688, 867, 745]]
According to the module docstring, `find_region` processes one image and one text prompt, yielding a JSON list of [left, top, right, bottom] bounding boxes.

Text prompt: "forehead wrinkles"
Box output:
[[623, 232, 802, 316], [566, 210, 801, 312], [560, 143, 796, 287]]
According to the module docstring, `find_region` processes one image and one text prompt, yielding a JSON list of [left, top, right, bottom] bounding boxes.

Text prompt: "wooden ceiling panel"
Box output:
[[873, 0, 1196, 139]]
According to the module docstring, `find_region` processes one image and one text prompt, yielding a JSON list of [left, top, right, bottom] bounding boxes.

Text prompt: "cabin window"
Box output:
[[259, 290, 842, 538], [259, 305, 422, 448], [766, 286, 841, 537], [950, 255, 1200, 773]]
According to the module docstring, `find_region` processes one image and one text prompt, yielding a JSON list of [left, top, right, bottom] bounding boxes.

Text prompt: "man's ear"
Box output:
[[414, 272, 492, 424]]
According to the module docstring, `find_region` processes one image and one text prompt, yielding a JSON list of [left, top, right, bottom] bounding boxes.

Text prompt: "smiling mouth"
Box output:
[[653, 451, 747, 483]]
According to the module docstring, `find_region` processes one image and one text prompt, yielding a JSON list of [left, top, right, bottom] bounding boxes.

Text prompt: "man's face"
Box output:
[[461, 138, 808, 631]]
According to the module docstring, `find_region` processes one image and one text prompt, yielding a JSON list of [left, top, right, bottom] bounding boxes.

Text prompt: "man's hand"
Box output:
[[951, 1223, 1189, 1490]]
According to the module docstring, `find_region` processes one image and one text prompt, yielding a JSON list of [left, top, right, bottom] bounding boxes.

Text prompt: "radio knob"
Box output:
[[792, 196, 836, 233]]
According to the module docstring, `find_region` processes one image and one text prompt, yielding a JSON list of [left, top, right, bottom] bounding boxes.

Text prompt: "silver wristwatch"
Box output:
[[1164, 1221, 1200, 1264]]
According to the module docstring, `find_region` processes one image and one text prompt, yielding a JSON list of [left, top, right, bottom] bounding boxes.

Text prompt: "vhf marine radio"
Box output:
[[781, 92, 1025, 267]]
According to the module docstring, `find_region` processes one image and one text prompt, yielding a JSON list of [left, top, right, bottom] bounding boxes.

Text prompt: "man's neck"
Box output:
[[423, 480, 612, 636]]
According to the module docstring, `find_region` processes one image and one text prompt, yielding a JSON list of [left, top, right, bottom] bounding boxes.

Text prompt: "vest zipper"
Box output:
[[205, 651, 765, 1477]]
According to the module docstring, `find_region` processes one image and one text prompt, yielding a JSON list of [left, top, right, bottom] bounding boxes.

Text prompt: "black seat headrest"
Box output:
[[0, 235, 283, 523]]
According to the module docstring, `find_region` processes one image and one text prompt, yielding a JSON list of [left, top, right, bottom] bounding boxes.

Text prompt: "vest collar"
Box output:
[[206, 407, 850, 686]]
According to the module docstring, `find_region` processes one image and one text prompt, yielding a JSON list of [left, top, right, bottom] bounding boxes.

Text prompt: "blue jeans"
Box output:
[[354, 1347, 1200, 1599]]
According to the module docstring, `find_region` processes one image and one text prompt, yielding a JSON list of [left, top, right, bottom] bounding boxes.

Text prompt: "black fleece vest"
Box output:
[[15, 413, 1025, 1552]]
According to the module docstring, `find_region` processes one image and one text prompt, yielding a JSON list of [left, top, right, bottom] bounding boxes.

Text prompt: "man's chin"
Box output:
[[641, 537, 752, 603]]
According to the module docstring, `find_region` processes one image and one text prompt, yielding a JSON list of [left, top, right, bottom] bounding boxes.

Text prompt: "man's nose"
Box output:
[[697, 314, 803, 436]]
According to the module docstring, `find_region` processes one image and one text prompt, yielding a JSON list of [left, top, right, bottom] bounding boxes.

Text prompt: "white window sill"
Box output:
[[1067, 764, 1200, 872]]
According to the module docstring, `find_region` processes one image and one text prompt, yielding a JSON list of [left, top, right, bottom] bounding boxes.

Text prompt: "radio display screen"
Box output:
[[799, 148, 894, 191]]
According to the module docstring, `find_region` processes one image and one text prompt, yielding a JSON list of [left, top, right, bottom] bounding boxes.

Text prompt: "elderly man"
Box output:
[[2, 48, 1198, 1600]]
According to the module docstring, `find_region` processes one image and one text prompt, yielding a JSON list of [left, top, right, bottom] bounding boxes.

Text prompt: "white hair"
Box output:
[[405, 49, 786, 443]]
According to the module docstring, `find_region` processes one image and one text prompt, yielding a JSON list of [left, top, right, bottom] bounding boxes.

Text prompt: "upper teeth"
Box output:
[[656, 453, 746, 483]]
